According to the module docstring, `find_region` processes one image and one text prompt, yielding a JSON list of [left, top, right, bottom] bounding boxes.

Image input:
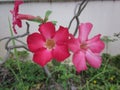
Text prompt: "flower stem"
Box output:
[[8, 18, 25, 89], [8, 18, 22, 76], [43, 65, 51, 78]]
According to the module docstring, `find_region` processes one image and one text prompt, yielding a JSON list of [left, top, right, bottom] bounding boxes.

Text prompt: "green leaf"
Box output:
[[45, 10, 52, 18], [52, 59, 61, 66], [44, 10, 52, 22], [51, 21, 57, 25]]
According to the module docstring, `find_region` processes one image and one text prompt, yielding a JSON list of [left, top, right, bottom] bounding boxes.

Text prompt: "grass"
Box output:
[[0, 52, 120, 90]]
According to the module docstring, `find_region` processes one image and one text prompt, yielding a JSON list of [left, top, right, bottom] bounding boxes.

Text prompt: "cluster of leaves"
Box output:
[[0, 59, 46, 90], [10, 50, 29, 61], [102, 53, 120, 69], [0, 52, 120, 90]]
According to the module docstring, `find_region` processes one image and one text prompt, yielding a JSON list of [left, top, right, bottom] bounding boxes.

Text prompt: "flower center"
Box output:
[[80, 43, 87, 50], [45, 39, 55, 49]]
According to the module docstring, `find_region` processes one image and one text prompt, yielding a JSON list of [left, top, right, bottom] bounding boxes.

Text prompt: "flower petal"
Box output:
[[86, 49, 102, 68], [10, 0, 23, 34], [27, 33, 45, 52], [87, 34, 105, 53], [14, 0, 23, 13], [68, 38, 80, 53], [78, 23, 93, 42], [17, 14, 36, 20], [14, 19, 22, 27], [38, 22, 55, 39], [53, 26, 69, 42], [12, 19, 22, 34], [73, 51, 87, 73], [53, 44, 70, 62], [12, 0, 23, 16], [33, 48, 52, 67]]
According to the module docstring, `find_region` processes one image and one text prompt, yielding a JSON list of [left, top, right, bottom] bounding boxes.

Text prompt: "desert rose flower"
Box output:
[[10, 0, 23, 34], [68, 23, 105, 73], [10, 0, 41, 34], [27, 22, 70, 67]]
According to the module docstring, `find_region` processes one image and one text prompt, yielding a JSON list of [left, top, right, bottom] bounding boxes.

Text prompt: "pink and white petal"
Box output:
[[53, 26, 69, 42], [68, 38, 80, 53], [33, 48, 53, 67], [73, 51, 87, 73], [53, 44, 70, 62], [78, 23, 93, 42], [86, 49, 102, 68], [87, 34, 101, 43], [87, 34, 105, 53], [38, 22, 55, 39], [27, 33, 45, 52]]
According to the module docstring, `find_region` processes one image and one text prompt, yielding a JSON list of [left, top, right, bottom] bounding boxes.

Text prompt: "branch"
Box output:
[[0, 37, 10, 42], [0, 22, 30, 65], [8, 45, 29, 51], [68, 0, 89, 36], [5, 22, 30, 51], [15, 38, 27, 46]]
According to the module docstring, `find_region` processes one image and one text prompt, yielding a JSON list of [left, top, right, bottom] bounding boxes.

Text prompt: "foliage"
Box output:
[[101, 35, 118, 53], [0, 52, 120, 90], [0, 59, 46, 90], [110, 54, 120, 69], [102, 53, 120, 69], [1, 0, 120, 90], [101, 36, 117, 43], [10, 50, 29, 61]]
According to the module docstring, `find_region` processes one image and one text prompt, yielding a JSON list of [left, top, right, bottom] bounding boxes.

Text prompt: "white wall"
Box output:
[[0, 1, 120, 58]]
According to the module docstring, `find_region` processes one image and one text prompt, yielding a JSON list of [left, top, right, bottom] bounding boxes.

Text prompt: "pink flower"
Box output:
[[10, 0, 23, 34], [10, 0, 39, 34], [27, 22, 70, 67], [68, 23, 105, 73]]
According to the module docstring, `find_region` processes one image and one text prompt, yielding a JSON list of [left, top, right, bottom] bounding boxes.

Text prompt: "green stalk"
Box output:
[[8, 18, 16, 53], [8, 18, 22, 74], [8, 18, 25, 89], [102, 57, 110, 72], [81, 69, 111, 90], [7, 64, 19, 82]]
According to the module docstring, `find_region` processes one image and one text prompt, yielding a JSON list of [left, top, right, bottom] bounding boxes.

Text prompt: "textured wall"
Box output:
[[0, 1, 120, 59]]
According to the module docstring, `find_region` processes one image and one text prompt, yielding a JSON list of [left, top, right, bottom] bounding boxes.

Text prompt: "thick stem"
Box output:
[[43, 65, 51, 78]]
